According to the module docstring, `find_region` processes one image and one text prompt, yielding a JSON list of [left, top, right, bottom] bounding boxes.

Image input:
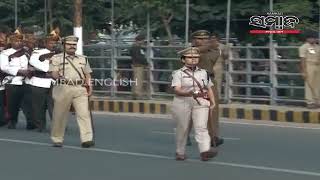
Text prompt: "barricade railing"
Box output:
[[84, 42, 305, 105]]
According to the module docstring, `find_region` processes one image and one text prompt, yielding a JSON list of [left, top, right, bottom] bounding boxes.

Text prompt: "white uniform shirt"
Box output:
[[171, 66, 213, 95], [0, 48, 29, 85], [28, 48, 53, 88]]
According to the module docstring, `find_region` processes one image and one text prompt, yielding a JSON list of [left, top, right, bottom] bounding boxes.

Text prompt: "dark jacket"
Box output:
[[130, 44, 148, 66]]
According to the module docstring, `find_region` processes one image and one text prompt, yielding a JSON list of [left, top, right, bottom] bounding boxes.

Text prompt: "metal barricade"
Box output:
[[226, 43, 304, 105], [84, 42, 305, 105]]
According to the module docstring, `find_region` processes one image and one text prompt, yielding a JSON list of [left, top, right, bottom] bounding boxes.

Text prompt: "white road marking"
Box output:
[[151, 131, 241, 140], [1, 137, 319, 177]]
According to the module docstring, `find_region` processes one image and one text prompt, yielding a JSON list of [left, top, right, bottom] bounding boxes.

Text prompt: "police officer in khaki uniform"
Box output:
[[172, 47, 218, 161], [49, 35, 94, 148], [210, 34, 228, 97], [191, 30, 224, 146], [299, 32, 320, 109]]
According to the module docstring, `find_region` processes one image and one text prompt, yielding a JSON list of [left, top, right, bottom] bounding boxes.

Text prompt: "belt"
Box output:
[[32, 71, 49, 78]]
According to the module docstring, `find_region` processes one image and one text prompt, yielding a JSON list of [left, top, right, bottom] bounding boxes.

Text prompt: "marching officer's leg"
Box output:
[[47, 88, 54, 120], [31, 86, 50, 131], [21, 84, 36, 129], [0, 89, 6, 126], [172, 97, 192, 158], [192, 102, 211, 153], [213, 64, 224, 97], [6, 84, 24, 129], [51, 85, 73, 145], [71, 86, 94, 148], [208, 84, 224, 146], [193, 98, 218, 161]]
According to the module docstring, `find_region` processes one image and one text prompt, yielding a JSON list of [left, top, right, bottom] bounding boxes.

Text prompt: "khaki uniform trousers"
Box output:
[[207, 85, 220, 138], [132, 65, 150, 98], [213, 62, 224, 96], [51, 85, 93, 143], [305, 62, 320, 104], [208, 63, 224, 138], [172, 96, 211, 154]]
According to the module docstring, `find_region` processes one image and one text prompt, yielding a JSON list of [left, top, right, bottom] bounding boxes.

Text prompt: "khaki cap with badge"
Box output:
[[63, 35, 78, 45], [191, 30, 210, 39], [178, 47, 200, 57]]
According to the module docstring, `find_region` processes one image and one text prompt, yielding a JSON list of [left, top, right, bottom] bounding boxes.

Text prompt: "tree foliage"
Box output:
[[0, 0, 318, 44]]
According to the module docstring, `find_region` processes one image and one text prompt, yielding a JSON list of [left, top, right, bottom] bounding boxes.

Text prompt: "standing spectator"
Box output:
[[299, 32, 320, 109], [129, 34, 150, 99]]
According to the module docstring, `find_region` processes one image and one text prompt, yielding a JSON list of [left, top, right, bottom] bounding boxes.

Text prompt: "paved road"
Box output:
[[0, 112, 320, 180]]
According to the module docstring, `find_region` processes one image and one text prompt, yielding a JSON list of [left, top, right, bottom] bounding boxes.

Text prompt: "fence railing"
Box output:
[[84, 42, 305, 105]]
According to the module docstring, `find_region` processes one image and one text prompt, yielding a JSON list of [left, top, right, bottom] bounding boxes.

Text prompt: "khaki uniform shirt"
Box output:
[[197, 47, 221, 74], [299, 42, 320, 64], [171, 66, 213, 94], [49, 53, 92, 80]]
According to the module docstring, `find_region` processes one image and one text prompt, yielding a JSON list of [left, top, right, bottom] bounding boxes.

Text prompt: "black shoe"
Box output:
[[26, 124, 37, 130], [211, 137, 224, 147], [200, 149, 218, 161], [8, 123, 16, 129], [81, 141, 95, 148], [52, 142, 63, 148]]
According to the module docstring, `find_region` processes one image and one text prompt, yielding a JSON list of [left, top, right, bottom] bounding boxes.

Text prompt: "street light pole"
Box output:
[[44, 0, 48, 35], [74, 0, 83, 55], [15, 0, 18, 28], [185, 0, 189, 46]]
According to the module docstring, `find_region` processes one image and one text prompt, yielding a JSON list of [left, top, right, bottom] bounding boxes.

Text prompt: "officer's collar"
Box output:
[[181, 65, 200, 72], [66, 53, 79, 58]]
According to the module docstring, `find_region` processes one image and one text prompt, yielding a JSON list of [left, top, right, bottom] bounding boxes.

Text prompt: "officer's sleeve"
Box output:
[[83, 58, 92, 74], [49, 55, 60, 72], [299, 45, 307, 58], [171, 70, 182, 87], [29, 50, 50, 72], [0, 52, 19, 76]]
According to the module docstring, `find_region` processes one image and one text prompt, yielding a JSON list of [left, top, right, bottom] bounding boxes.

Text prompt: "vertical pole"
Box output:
[[48, 0, 53, 31], [15, 0, 18, 28], [110, 0, 116, 97], [44, 0, 48, 35], [185, 0, 189, 46], [74, 0, 83, 55], [147, 11, 153, 99], [319, 0, 320, 40], [225, 0, 232, 103], [269, 0, 276, 105]]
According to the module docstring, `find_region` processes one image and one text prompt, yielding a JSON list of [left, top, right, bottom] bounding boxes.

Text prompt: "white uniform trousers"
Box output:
[[172, 96, 211, 154]]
